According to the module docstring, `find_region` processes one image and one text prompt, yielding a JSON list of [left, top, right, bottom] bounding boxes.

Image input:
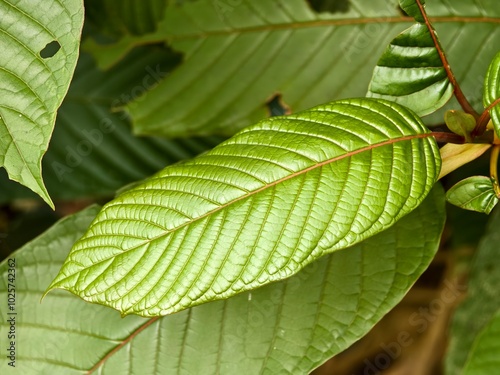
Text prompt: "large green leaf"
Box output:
[[445, 206, 500, 374], [0, 0, 84, 208], [462, 310, 500, 375], [1, 186, 445, 374], [81, 0, 500, 137], [483, 51, 500, 134], [47, 98, 441, 317], [0, 48, 223, 204]]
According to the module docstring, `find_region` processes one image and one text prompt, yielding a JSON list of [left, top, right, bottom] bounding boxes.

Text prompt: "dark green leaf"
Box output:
[[47, 98, 441, 317], [446, 206, 500, 374], [462, 310, 500, 375]]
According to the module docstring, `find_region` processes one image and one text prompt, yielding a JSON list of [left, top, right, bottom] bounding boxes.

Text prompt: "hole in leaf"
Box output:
[[266, 94, 291, 117], [307, 0, 350, 14], [40, 40, 61, 59]]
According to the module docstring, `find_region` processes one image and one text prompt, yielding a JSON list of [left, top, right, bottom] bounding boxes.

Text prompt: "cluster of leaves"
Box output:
[[1, 0, 500, 374]]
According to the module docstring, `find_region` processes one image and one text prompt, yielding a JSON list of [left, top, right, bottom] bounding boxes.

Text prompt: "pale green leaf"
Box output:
[[463, 310, 500, 375], [81, 0, 500, 137], [0, 0, 84, 208], [446, 206, 500, 374], [446, 176, 498, 214], [0, 49, 223, 203], [483, 51, 500, 135], [46, 98, 441, 317], [367, 0, 453, 116], [1, 186, 445, 374]]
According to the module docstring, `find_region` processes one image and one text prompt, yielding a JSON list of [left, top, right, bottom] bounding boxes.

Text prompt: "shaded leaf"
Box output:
[[1, 187, 445, 374], [446, 176, 498, 214], [47, 98, 441, 317], [445, 206, 500, 374], [0, 48, 223, 204], [0, 0, 84, 208], [367, 0, 453, 116], [483, 51, 500, 134], [462, 310, 500, 375]]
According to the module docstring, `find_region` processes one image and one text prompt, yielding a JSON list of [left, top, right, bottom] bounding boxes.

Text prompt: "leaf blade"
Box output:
[[0, 0, 84, 207], [1, 186, 445, 374], [47, 98, 441, 317], [483, 51, 500, 134], [446, 176, 498, 214]]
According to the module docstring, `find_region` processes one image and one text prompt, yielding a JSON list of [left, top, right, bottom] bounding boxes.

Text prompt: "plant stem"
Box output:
[[473, 97, 500, 137], [415, 0, 479, 119], [490, 145, 500, 198], [431, 131, 464, 144]]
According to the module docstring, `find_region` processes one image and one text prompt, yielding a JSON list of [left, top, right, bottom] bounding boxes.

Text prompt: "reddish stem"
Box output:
[[473, 97, 500, 137], [415, 0, 479, 119], [431, 131, 465, 144]]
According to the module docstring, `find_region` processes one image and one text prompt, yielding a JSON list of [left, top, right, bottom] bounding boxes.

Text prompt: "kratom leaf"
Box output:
[[462, 310, 500, 375], [0, 48, 223, 204], [0, 0, 84, 208], [446, 206, 500, 374], [1, 187, 445, 374], [46, 98, 441, 317], [82, 0, 500, 138], [367, 0, 453, 116], [483, 51, 500, 134], [446, 176, 498, 214]]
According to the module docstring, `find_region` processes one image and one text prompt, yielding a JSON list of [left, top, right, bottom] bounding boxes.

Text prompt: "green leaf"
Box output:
[[483, 51, 500, 134], [82, 0, 500, 137], [463, 310, 500, 375], [0, 48, 224, 204], [1, 186, 445, 374], [446, 176, 498, 214], [445, 110, 476, 142], [367, 0, 453, 116], [46, 98, 441, 317], [0, 0, 84, 208], [445, 206, 500, 374]]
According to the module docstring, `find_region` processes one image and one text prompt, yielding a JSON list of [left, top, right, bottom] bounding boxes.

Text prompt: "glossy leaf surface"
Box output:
[[483, 51, 500, 134], [463, 311, 500, 375], [0, 0, 84, 207], [1, 187, 445, 374], [446, 207, 500, 374], [47, 98, 441, 317], [446, 176, 498, 214], [367, 0, 453, 116]]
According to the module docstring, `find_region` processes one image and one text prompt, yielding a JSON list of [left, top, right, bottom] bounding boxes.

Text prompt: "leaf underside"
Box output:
[[0, 0, 84, 207], [2, 186, 445, 374], [47, 98, 441, 317]]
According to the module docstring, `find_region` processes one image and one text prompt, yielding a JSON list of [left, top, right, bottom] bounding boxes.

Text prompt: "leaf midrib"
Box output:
[[165, 16, 500, 42], [60, 133, 434, 280]]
